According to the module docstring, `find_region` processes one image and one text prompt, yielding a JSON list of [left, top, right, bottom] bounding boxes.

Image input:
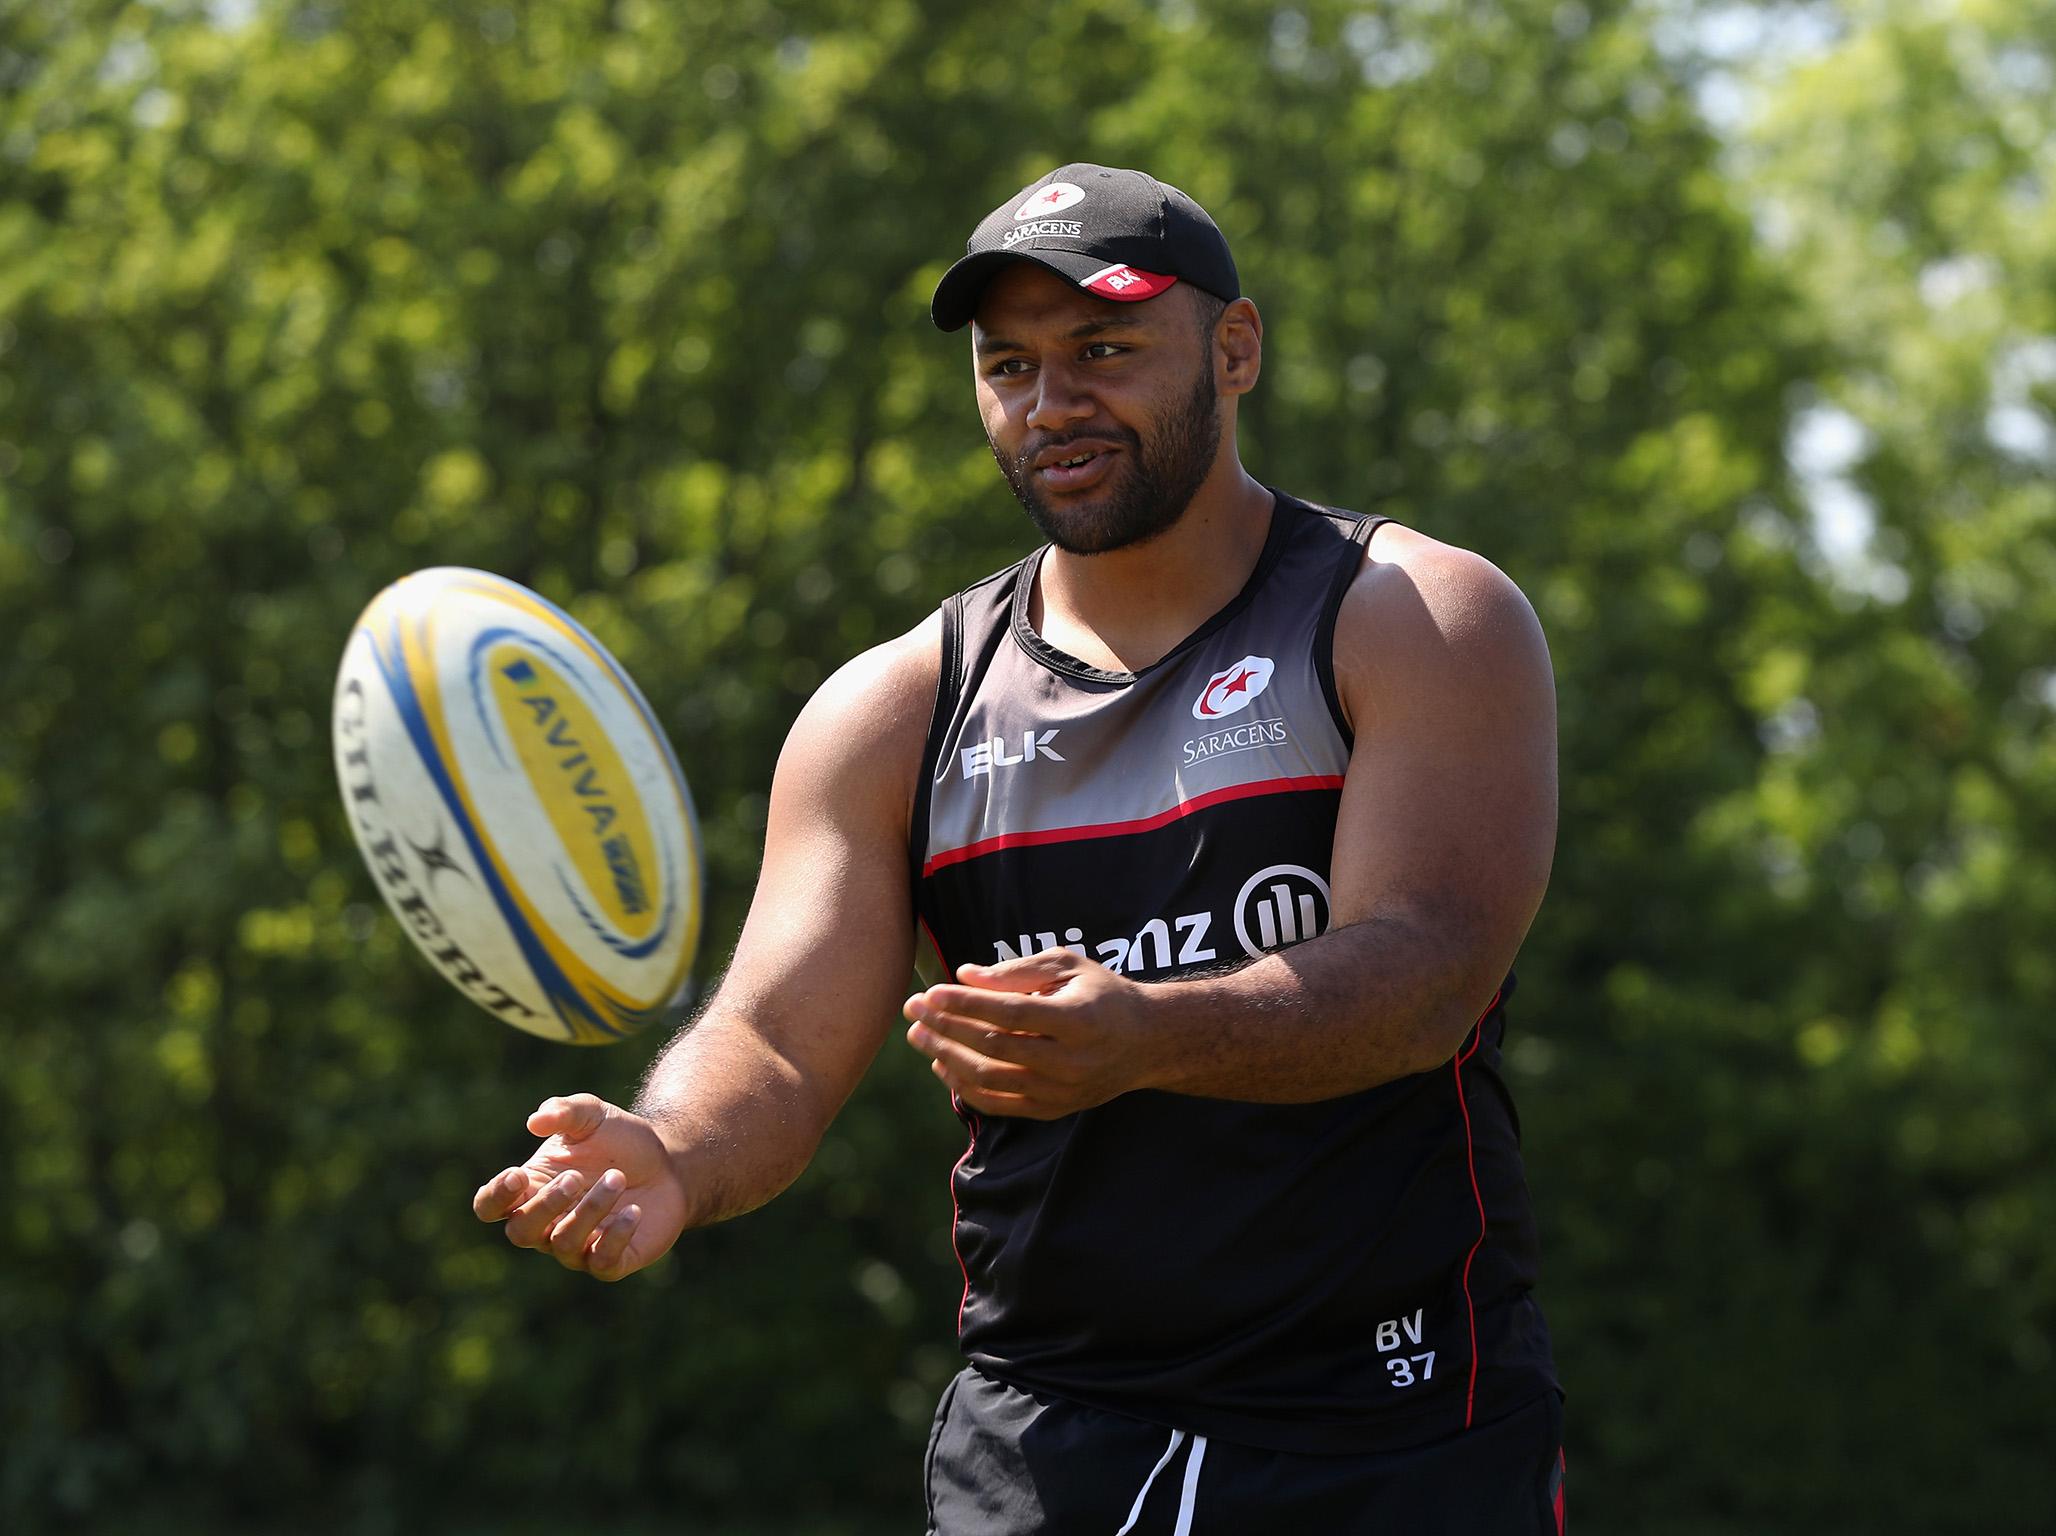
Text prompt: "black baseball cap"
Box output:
[[930, 162, 1240, 332]]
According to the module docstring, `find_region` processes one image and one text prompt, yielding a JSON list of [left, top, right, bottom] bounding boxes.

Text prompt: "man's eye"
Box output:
[[1083, 343, 1123, 359], [990, 358, 1032, 376]]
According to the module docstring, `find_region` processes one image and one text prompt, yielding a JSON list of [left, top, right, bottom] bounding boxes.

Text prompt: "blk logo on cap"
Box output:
[[1015, 182, 1085, 220], [1082, 263, 1178, 302]]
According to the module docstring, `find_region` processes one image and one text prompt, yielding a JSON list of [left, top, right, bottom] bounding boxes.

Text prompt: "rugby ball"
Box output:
[[332, 567, 703, 1044]]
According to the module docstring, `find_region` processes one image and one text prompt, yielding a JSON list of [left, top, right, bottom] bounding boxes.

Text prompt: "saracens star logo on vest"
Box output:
[[1192, 655, 1276, 721]]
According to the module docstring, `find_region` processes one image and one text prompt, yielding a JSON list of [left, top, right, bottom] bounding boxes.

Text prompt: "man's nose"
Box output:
[[1025, 364, 1094, 432]]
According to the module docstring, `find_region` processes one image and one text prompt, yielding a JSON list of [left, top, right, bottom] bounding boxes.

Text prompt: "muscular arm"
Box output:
[[905, 529, 1556, 1112], [473, 614, 938, 1273], [1143, 532, 1557, 1098], [630, 616, 939, 1224]]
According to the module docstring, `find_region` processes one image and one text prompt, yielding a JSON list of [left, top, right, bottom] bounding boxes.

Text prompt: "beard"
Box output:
[[988, 363, 1222, 556]]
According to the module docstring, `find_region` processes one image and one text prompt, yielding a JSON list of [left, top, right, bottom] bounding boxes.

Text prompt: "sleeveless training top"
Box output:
[[909, 490, 1558, 1454]]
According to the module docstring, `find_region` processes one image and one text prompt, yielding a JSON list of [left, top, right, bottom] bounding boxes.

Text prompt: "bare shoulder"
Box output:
[[1333, 522, 1552, 733], [775, 610, 943, 820]]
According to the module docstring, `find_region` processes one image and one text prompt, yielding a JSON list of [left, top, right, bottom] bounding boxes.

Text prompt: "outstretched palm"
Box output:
[[472, 1093, 689, 1281]]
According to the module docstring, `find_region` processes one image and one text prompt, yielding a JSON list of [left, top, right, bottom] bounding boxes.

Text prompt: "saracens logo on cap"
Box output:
[[1192, 655, 1276, 720], [1015, 182, 1086, 220]]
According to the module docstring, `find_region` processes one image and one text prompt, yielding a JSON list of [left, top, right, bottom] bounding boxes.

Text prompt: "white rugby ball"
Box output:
[[332, 567, 703, 1044]]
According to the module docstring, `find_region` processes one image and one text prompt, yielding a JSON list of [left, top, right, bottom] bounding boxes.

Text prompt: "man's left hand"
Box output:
[[904, 949, 1156, 1119]]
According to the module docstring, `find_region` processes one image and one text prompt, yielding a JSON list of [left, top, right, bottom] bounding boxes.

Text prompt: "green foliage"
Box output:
[[0, 0, 2049, 1531]]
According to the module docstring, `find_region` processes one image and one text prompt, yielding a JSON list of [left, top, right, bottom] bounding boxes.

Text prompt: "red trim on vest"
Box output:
[[919, 915, 954, 981], [921, 917, 980, 1335], [921, 774, 1346, 876], [1554, 1446, 1567, 1534], [1452, 987, 1500, 1429], [950, 1106, 980, 1336]]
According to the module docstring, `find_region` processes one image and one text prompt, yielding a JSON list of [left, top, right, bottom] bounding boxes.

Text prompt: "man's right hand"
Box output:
[[469, 617, 939, 1283], [471, 1093, 689, 1282]]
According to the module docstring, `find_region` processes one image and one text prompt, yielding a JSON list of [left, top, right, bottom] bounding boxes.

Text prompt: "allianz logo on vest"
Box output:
[[1233, 863, 1332, 956], [986, 863, 1333, 974], [960, 729, 1063, 779]]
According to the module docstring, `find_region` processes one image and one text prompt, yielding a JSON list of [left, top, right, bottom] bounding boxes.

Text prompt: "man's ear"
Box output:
[[1217, 297, 1262, 397]]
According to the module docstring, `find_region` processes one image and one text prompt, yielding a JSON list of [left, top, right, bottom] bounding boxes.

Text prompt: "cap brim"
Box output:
[[929, 249, 1179, 331]]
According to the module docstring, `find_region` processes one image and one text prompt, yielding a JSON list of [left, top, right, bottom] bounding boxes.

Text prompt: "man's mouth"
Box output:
[[1032, 443, 1119, 490]]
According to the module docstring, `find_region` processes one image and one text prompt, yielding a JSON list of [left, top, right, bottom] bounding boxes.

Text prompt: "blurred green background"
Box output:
[[3, 0, 2052, 1530]]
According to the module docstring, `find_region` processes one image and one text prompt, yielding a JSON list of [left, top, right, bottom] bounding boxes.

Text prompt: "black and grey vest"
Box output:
[[910, 490, 1557, 1453]]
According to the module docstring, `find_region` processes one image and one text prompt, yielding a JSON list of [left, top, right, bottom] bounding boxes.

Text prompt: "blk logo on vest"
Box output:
[[960, 729, 1064, 779], [1192, 655, 1276, 721], [1234, 863, 1331, 956]]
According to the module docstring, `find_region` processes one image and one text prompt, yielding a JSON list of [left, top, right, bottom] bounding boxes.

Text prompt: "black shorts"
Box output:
[[924, 1367, 1566, 1535]]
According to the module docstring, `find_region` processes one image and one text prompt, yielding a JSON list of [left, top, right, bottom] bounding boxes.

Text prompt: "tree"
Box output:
[[4, 1, 2044, 1530]]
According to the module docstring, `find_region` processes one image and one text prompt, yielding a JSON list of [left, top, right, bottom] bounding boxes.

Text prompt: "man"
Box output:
[[474, 164, 1564, 1533]]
